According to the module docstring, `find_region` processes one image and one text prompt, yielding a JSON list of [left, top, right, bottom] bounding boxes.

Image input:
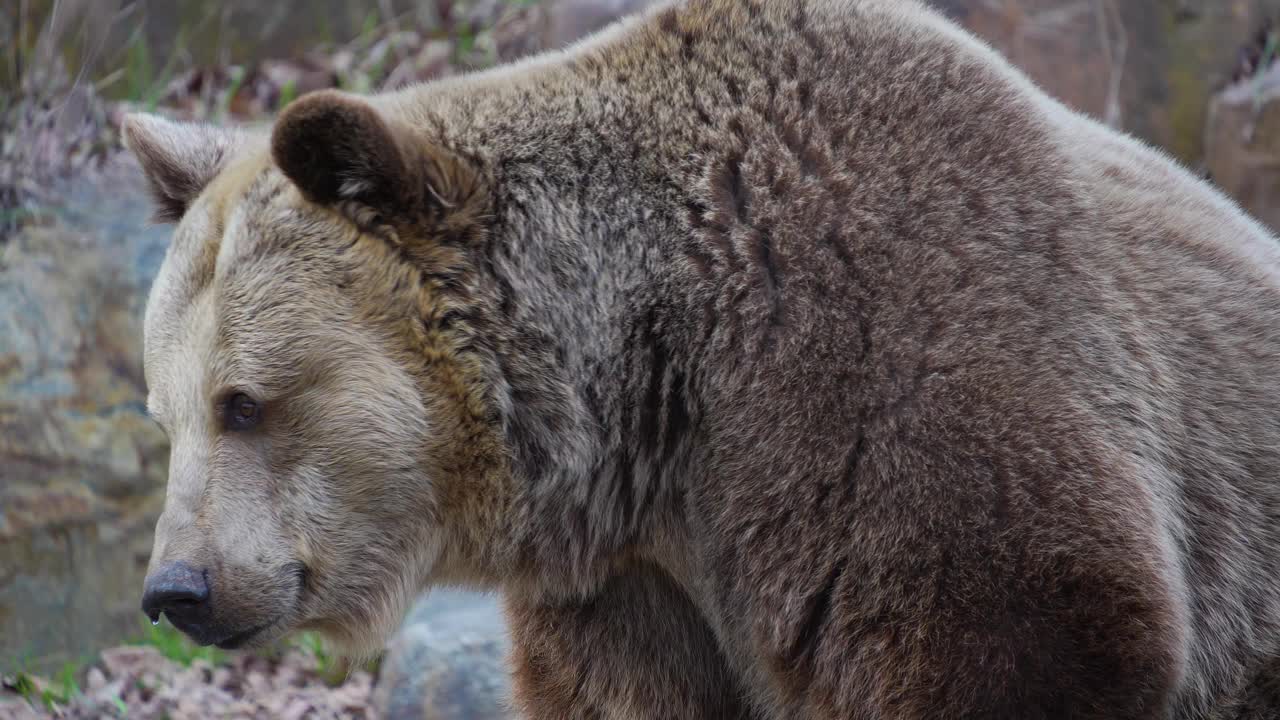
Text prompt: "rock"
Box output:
[[281, 697, 314, 720], [84, 667, 106, 692], [0, 156, 171, 675], [374, 589, 511, 720], [934, 0, 1280, 166], [539, 0, 659, 50], [1206, 62, 1280, 232]]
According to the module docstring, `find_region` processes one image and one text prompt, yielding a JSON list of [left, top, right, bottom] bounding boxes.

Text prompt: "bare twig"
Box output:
[[1097, 0, 1127, 129]]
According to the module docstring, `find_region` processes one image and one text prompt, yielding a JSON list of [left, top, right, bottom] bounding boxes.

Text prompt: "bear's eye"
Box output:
[[223, 393, 262, 431]]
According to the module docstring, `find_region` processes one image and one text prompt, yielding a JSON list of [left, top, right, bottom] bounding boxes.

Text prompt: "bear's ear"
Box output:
[[270, 90, 476, 222], [122, 114, 245, 223]]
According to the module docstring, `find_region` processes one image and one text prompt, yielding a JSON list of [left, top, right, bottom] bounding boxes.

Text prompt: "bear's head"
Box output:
[[123, 90, 509, 657]]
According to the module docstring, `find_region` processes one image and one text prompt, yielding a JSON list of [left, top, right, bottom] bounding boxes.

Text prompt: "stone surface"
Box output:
[[538, 0, 658, 50], [1207, 63, 1280, 231], [374, 590, 511, 720], [0, 157, 171, 674], [935, 0, 1280, 166]]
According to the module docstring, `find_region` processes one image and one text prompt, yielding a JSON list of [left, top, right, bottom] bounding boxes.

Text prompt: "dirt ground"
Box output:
[[2, 645, 377, 720]]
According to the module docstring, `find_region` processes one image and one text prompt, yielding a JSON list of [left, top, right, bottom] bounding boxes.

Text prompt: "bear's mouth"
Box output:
[[163, 611, 283, 649], [209, 563, 309, 648], [213, 618, 278, 650]]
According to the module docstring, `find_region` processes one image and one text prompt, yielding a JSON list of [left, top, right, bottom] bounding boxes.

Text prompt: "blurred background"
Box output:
[[3, 0, 1280, 717]]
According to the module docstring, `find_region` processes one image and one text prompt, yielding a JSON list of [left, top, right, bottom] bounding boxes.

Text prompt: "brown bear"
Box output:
[[123, 0, 1280, 717]]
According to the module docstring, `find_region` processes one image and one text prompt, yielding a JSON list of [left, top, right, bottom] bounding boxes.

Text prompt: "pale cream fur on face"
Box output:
[[136, 124, 445, 658]]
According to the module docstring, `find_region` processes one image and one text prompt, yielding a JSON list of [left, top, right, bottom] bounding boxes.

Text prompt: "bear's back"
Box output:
[[609, 0, 1280, 714]]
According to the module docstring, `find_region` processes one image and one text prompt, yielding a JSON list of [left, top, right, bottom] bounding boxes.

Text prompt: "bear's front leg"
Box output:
[[697, 475, 1187, 720], [505, 562, 757, 720]]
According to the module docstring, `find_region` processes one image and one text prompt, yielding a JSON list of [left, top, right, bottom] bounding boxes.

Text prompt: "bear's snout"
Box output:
[[140, 551, 306, 649], [141, 561, 212, 634]]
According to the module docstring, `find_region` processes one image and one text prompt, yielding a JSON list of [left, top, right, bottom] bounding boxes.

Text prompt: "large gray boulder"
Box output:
[[374, 590, 511, 720]]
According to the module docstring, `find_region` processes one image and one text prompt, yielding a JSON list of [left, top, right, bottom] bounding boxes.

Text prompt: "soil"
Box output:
[[2, 645, 377, 720]]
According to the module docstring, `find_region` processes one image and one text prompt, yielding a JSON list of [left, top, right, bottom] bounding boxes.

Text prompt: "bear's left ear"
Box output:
[[270, 89, 479, 223], [123, 114, 246, 223]]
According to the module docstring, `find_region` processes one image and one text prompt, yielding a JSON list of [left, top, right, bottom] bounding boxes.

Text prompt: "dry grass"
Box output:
[[0, 0, 120, 239], [0, 0, 547, 242]]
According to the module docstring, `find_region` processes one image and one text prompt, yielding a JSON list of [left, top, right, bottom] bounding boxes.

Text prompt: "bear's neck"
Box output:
[[442, 83, 707, 599], [380, 24, 730, 598]]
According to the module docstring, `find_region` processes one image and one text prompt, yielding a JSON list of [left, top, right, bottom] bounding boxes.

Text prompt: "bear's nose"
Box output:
[[141, 561, 211, 625]]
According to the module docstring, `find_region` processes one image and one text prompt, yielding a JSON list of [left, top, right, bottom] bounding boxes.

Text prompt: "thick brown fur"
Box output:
[[125, 0, 1280, 717]]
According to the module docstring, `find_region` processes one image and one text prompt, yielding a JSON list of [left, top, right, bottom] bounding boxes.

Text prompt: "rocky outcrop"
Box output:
[[537, 0, 657, 49], [0, 158, 171, 674], [937, 0, 1280, 167], [1206, 63, 1280, 231]]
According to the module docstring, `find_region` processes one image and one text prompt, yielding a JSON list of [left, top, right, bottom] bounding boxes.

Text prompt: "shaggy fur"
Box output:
[[125, 0, 1280, 717]]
